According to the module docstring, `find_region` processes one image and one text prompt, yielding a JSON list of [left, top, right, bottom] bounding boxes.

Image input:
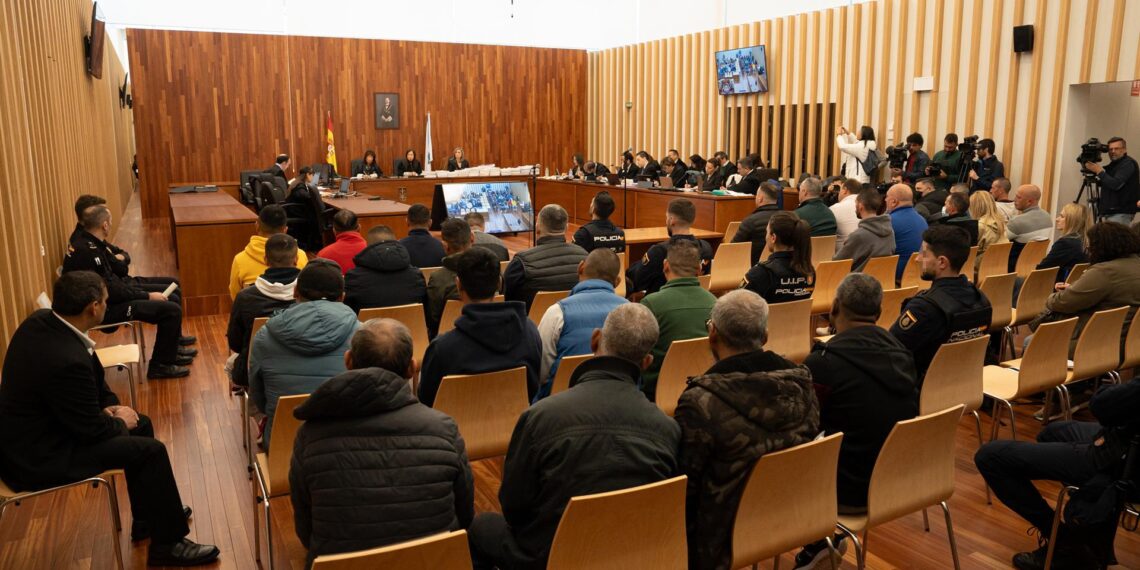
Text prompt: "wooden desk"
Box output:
[[325, 196, 410, 237], [350, 174, 533, 206], [623, 227, 724, 263], [169, 191, 258, 316], [533, 179, 627, 226], [625, 188, 754, 234], [170, 181, 241, 202]]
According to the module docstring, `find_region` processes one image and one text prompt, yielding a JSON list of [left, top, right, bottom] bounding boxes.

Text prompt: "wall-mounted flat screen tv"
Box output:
[[716, 45, 768, 95]]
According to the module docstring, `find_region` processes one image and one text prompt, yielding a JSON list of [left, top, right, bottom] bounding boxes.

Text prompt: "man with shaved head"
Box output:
[[535, 249, 628, 400], [886, 183, 929, 281], [989, 177, 1018, 221], [1006, 184, 1053, 271]]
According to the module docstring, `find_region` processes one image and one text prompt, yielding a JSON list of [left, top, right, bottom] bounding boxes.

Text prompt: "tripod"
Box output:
[[1074, 173, 1102, 220]]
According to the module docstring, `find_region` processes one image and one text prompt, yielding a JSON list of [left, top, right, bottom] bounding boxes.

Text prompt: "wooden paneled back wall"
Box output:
[[0, 0, 135, 368], [589, 0, 1140, 207], [127, 29, 588, 218]]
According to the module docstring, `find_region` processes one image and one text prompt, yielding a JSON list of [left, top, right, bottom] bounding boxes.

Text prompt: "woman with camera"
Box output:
[[836, 126, 878, 185]]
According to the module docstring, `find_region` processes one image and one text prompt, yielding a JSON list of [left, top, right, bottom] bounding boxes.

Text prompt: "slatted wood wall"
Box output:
[[0, 0, 135, 368], [588, 0, 1140, 208], [127, 29, 588, 218]]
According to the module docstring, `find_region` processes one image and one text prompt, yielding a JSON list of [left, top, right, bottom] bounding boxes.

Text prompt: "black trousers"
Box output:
[[104, 292, 183, 366], [63, 415, 189, 543], [132, 276, 182, 306], [468, 512, 534, 570]]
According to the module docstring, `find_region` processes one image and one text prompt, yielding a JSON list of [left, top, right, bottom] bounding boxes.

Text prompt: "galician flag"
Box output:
[[326, 111, 337, 173], [424, 113, 433, 173]]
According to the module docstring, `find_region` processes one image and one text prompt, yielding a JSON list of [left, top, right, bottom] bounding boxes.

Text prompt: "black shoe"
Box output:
[[178, 347, 198, 357], [793, 536, 846, 569], [173, 355, 195, 366], [1012, 536, 1097, 570], [132, 506, 193, 541], [148, 364, 190, 379], [178, 336, 197, 346], [146, 538, 219, 566]]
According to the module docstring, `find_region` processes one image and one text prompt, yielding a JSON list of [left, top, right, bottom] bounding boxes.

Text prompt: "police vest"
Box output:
[[918, 284, 992, 344], [582, 222, 626, 253]]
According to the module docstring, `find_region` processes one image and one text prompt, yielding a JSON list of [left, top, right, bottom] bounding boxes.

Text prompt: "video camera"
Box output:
[[1078, 138, 1109, 174], [958, 135, 980, 154], [885, 144, 908, 170]]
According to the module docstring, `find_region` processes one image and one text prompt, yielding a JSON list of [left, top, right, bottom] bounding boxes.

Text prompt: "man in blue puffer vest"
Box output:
[[534, 249, 628, 401]]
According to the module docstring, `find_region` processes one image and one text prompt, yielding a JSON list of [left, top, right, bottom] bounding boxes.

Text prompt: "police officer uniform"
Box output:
[[626, 234, 713, 296], [889, 275, 992, 382], [740, 251, 815, 303], [572, 219, 626, 254]]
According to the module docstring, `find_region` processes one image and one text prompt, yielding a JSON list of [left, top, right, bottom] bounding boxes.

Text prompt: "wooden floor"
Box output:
[[1, 192, 1137, 570]]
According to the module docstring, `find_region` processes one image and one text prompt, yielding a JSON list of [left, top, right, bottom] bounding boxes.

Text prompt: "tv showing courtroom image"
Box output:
[[716, 45, 768, 95], [442, 182, 534, 234]]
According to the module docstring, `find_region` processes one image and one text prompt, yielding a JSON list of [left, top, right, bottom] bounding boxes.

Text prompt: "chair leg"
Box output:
[[1044, 486, 1076, 570], [123, 365, 137, 412], [100, 477, 125, 570], [922, 508, 930, 531], [772, 555, 779, 570], [941, 501, 962, 570], [263, 497, 274, 570], [1004, 399, 1018, 441], [824, 536, 839, 570], [836, 524, 864, 570], [106, 474, 122, 531], [974, 411, 993, 504], [989, 399, 1002, 442]]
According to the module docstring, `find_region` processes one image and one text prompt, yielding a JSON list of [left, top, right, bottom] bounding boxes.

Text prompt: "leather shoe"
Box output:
[[178, 335, 197, 346], [132, 506, 193, 541], [147, 364, 190, 379], [177, 347, 198, 357], [174, 355, 195, 366], [147, 538, 219, 566]]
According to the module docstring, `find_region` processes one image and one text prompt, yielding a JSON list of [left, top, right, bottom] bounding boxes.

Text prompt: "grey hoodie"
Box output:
[[833, 213, 896, 272]]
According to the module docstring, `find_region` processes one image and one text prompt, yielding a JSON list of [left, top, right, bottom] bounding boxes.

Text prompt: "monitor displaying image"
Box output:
[[716, 45, 768, 95], [441, 182, 534, 234]]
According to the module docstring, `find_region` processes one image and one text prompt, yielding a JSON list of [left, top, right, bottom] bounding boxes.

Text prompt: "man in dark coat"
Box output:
[[398, 203, 447, 268], [226, 233, 299, 387], [627, 198, 714, 296], [290, 318, 474, 568], [468, 303, 680, 570], [0, 272, 218, 566], [503, 204, 588, 310], [675, 290, 820, 570], [731, 181, 783, 265], [344, 225, 427, 312]]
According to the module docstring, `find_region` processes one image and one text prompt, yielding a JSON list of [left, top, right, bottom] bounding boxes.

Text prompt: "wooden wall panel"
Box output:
[[128, 30, 587, 218]]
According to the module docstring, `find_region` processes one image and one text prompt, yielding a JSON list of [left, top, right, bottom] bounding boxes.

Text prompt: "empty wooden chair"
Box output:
[[861, 255, 899, 289], [655, 337, 715, 416], [1062, 307, 1129, 416], [706, 241, 752, 292], [810, 259, 852, 316], [731, 434, 844, 570], [983, 317, 1078, 441], [978, 273, 1016, 360], [723, 220, 742, 243], [977, 241, 1013, 285], [359, 303, 431, 364], [1014, 239, 1049, 278], [920, 337, 988, 446], [95, 343, 140, 410], [810, 235, 837, 270], [433, 367, 529, 460], [836, 405, 966, 570], [766, 299, 813, 363], [438, 295, 505, 335], [529, 290, 571, 325], [311, 530, 473, 570], [961, 246, 978, 282], [253, 394, 309, 570], [421, 266, 442, 285], [1065, 262, 1089, 285], [877, 287, 918, 330], [549, 353, 593, 396], [1005, 267, 1059, 358], [546, 476, 688, 570], [899, 252, 930, 292]]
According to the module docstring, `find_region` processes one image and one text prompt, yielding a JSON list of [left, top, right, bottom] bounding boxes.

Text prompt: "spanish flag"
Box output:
[[326, 111, 337, 173]]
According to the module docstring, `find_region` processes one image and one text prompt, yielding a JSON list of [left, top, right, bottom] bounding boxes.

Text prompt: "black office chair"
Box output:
[[239, 169, 264, 205], [349, 159, 363, 177], [283, 183, 332, 252]]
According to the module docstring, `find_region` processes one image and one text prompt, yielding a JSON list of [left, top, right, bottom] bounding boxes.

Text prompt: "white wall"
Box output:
[[1055, 81, 1140, 212]]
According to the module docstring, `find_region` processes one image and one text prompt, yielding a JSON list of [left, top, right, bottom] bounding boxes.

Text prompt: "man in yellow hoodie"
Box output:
[[230, 205, 309, 298]]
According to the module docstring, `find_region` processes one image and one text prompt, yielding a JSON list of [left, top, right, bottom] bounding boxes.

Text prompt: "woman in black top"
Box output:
[[741, 211, 816, 303], [701, 158, 725, 191], [395, 149, 423, 177], [688, 154, 707, 174], [1038, 202, 1092, 282], [569, 154, 585, 178], [447, 147, 470, 171], [352, 150, 383, 177], [617, 150, 638, 179]]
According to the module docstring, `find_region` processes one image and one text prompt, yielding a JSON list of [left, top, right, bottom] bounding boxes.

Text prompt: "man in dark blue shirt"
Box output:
[[398, 203, 446, 268]]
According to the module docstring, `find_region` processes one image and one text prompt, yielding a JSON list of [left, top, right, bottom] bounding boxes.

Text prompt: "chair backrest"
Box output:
[[809, 235, 837, 270], [265, 394, 309, 497], [1123, 311, 1140, 371], [723, 221, 742, 243], [865, 405, 965, 527], [312, 530, 472, 570], [765, 299, 813, 363], [962, 246, 978, 282], [978, 272, 1016, 330], [1070, 306, 1129, 381], [438, 295, 505, 335], [877, 287, 918, 330], [433, 367, 529, 460], [810, 259, 852, 315], [899, 252, 931, 291], [421, 266, 442, 285], [528, 290, 571, 325], [655, 337, 715, 416], [1066, 262, 1090, 285], [862, 255, 900, 289], [697, 274, 711, 289], [358, 304, 430, 364], [1012, 267, 1060, 327], [730, 434, 843, 567], [919, 336, 987, 415], [977, 241, 1013, 284], [546, 476, 688, 570], [1015, 239, 1050, 278], [615, 252, 627, 298], [549, 353, 593, 396], [248, 317, 270, 372], [707, 242, 752, 292], [1014, 317, 1079, 398]]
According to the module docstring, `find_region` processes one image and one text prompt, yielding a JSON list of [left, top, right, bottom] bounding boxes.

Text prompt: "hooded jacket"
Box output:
[[833, 213, 896, 272], [675, 350, 820, 570], [417, 301, 542, 407], [317, 231, 367, 274], [289, 367, 474, 569], [229, 234, 310, 299], [343, 240, 426, 313], [226, 267, 299, 386], [804, 325, 918, 507], [250, 300, 360, 445]]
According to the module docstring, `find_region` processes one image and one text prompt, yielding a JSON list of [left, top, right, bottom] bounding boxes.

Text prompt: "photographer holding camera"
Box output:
[[891, 132, 930, 185], [1083, 137, 1139, 225], [926, 133, 963, 192], [968, 138, 1004, 191]]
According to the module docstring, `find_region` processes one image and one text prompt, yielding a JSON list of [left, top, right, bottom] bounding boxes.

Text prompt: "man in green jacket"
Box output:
[[794, 178, 838, 237], [640, 239, 717, 402], [927, 133, 963, 192]]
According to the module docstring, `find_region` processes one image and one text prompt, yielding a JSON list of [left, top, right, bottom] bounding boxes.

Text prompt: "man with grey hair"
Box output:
[[675, 290, 819, 570], [468, 303, 680, 570], [794, 177, 838, 236], [290, 318, 474, 567], [503, 203, 588, 310], [793, 273, 918, 568]]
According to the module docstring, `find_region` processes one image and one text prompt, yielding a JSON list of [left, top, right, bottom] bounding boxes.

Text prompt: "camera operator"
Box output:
[[968, 138, 1004, 191], [891, 132, 930, 185], [926, 133, 963, 192], [1084, 137, 1139, 225]]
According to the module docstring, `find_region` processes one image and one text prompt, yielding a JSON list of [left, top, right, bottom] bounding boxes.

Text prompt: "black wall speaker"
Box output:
[[1013, 25, 1034, 53]]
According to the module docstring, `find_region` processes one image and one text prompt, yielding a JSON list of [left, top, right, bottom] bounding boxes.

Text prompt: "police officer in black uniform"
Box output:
[[740, 211, 815, 303], [889, 225, 992, 383], [626, 198, 713, 296], [572, 191, 626, 254], [64, 204, 197, 379]]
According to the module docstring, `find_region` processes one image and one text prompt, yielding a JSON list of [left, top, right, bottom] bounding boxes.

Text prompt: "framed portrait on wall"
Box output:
[[375, 93, 400, 129]]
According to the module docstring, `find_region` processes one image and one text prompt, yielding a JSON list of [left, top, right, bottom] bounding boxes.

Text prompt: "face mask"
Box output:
[[941, 206, 948, 215]]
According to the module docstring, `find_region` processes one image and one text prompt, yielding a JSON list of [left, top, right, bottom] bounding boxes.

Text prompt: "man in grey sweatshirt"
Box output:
[[834, 189, 896, 271]]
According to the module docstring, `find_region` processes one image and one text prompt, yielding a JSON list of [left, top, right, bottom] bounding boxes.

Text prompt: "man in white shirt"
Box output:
[[830, 178, 862, 252], [990, 177, 1018, 221]]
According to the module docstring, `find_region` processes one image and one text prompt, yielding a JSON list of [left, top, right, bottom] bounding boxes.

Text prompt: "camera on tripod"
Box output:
[[958, 135, 980, 153], [1077, 138, 1109, 174], [885, 144, 908, 170]]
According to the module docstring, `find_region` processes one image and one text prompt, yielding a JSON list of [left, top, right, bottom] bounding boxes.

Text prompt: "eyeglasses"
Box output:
[[705, 318, 713, 332]]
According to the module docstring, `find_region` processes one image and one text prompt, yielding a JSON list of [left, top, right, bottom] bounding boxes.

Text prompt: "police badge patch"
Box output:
[[898, 309, 917, 330]]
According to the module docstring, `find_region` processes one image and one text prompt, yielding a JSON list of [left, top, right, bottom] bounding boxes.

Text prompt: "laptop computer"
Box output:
[[658, 175, 675, 189], [337, 178, 350, 196], [312, 171, 323, 189], [604, 173, 620, 185]]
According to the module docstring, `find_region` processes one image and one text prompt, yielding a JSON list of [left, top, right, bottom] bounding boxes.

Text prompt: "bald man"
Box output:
[[1005, 184, 1053, 272], [886, 184, 929, 281]]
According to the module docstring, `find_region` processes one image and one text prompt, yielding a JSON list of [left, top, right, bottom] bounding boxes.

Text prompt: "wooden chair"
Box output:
[[899, 252, 931, 292], [438, 295, 504, 335], [1061, 307, 1129, 417], [311, 530, 472, 570], [95, 344, 140, 411], [920, 337, 988, 446], [977, 241, 1013, 285], [549, 353, 593, 396], [528, 290, 571, 325], [766, 299, 813, 363], [836, 405, 966, 570], [810, 260, 852, 316], [546, 476, 688, 570], [698, 274, 712, 289], [433, 367, 529, 460], [359, 304, 430, 364], [655, 337, 715, 416], [961, 246, 978, 283], [810, 235, 837, 270], [1120, 313, 1140, 373], [421, 266, 442, 285], [0, 470, 125, 569], [877, 287, 918, 330], [723, 220, 742, 243], [1065, 262, 1090, 285], [242, 317, 271, 476], [615, 252, 627, 298], [252, 394, 309, 570], [861, 255, 899, 289], [731, 434, 844, 570], [706, 241, 751, 292], [1007, 266, 1060, 340], [983, 317, 1078, 441], [1014, 239, 1049, 278], [978, 272, 1016, 360]]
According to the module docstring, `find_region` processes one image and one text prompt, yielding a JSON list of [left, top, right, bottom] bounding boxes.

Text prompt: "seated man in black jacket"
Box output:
[[0, 272, 218, 566], [627, 198, 713, 296], [572, 191, 626, 253], [398, 204, 446, 268], [290, 318, 474, 568], [427, 218, 475, 337], [503, 204, 588, 310], [344, 225, 426, 312], [732, 181, 783, 265], [226, 234, 299, 388], [931, 191, 979, 245], [468, 303, 680, 570], [661, 157, 687, 188], [634, 150, 662, 179], [727, 154, 764, 195], [582, 160, 611, 182], [975, 379, 1140, 570]]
